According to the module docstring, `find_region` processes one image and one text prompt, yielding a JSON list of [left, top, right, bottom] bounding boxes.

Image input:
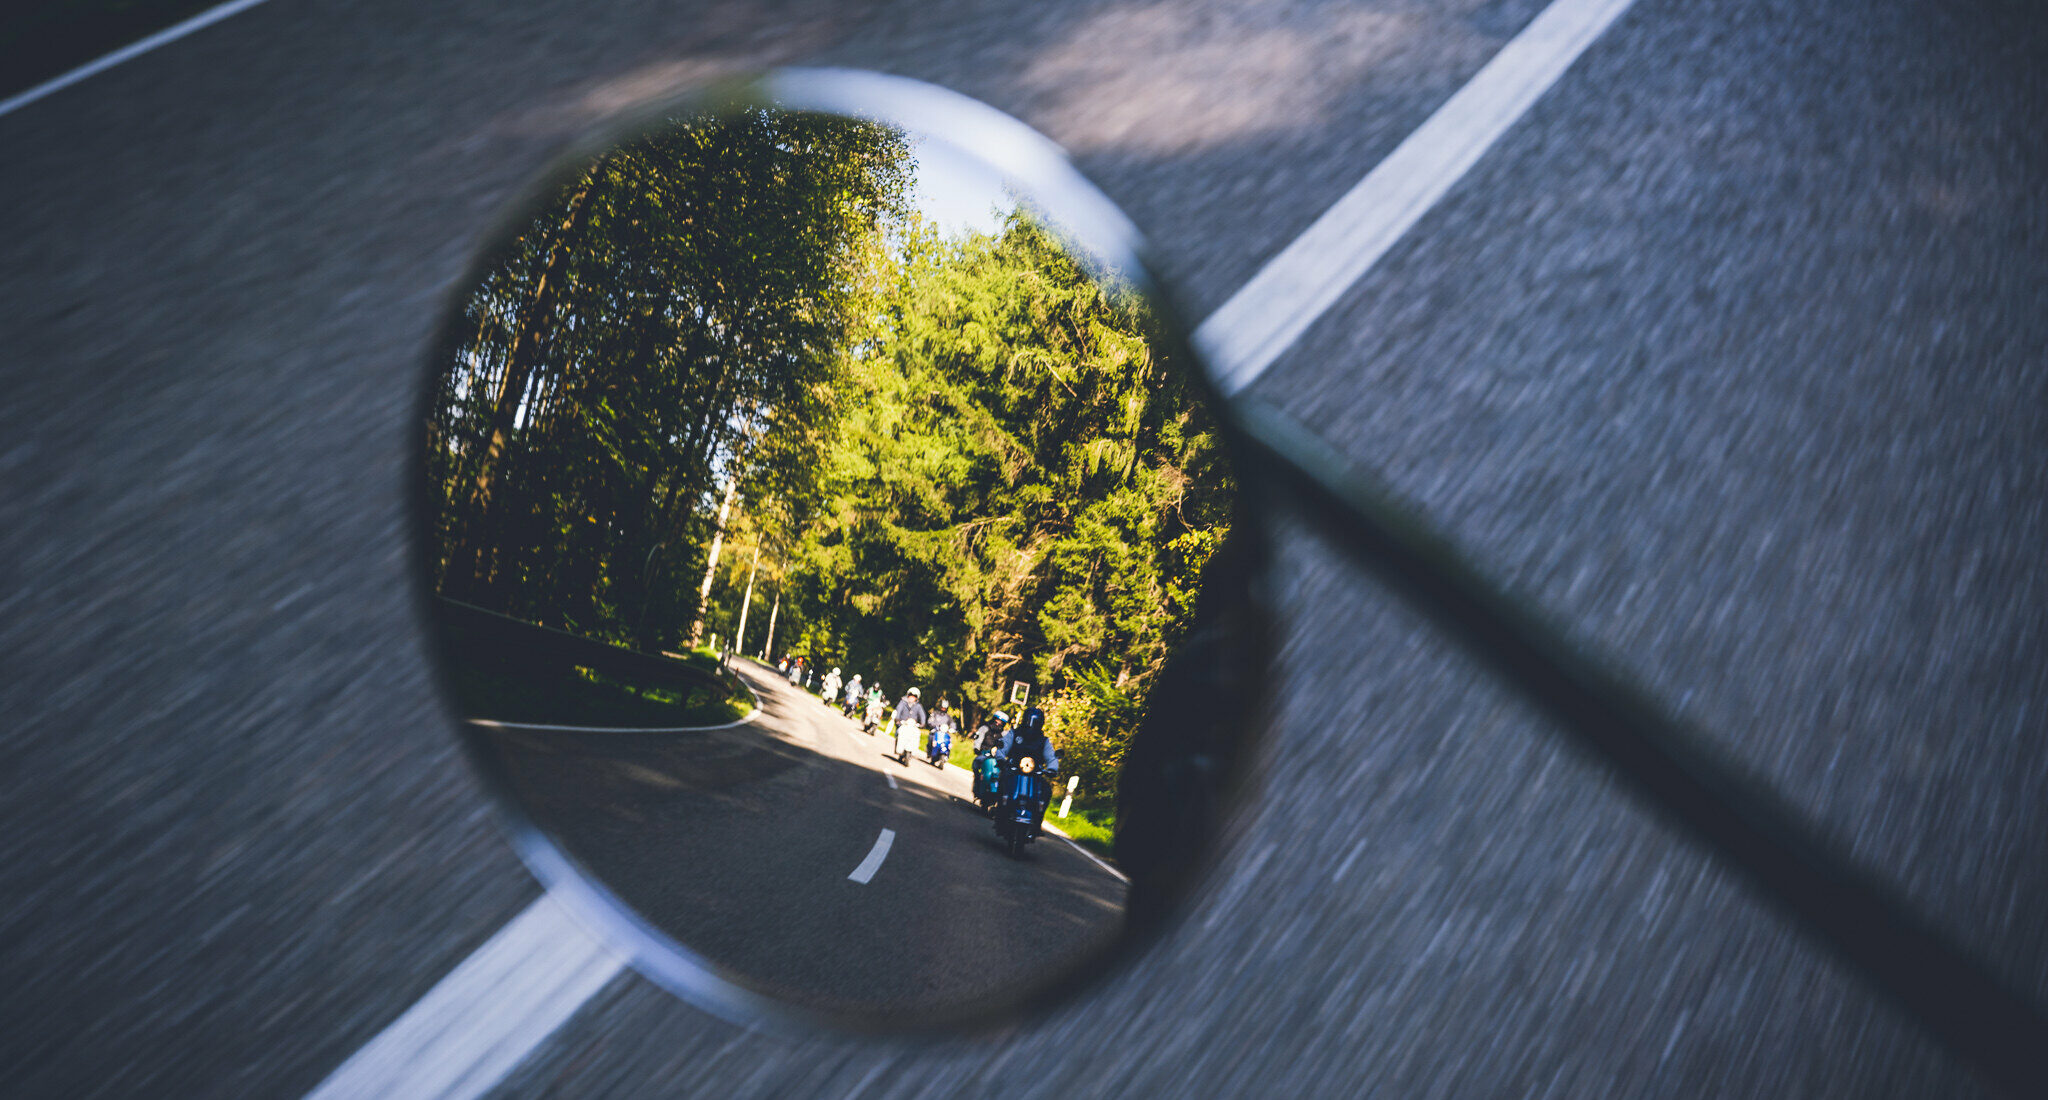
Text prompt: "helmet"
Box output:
[[991, 710, 1009, 724], [1020, 707, 1045, 733], [831, 667, 840, 676], [908, 686, 920, 698]]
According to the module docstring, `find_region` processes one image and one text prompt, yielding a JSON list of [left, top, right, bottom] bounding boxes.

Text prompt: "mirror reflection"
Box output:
[[421, 104, 1236, 1019]]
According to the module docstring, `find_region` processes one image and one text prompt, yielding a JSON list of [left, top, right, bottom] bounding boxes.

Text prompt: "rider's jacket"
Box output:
[[994, 728, 1058, 773], [892, 697, 927, 728]]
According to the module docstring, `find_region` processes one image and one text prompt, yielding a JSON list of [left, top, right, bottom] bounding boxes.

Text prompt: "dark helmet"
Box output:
[[1020, 707, 1046, 733]]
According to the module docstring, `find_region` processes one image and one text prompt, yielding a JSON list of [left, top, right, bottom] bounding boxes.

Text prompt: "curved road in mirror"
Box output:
[[470, 658, 1124, 1016]]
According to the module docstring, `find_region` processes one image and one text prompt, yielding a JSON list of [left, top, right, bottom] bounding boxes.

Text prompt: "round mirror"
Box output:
[[414, 70, 1265, 1029]]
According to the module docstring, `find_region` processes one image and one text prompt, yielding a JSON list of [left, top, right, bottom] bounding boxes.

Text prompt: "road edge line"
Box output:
[[1056, 835, 1129, 883], [1196, 0, 1641, 395], [464, 663, 763, 734], [0, 0, 277, 119], [303, 892, 625, 1100]]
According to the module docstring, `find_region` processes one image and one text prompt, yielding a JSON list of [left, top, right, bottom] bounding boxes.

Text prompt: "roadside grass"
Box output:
[[446, 656, 751, 728], [671, 644, 729, 675], [1050, 801, 1116, 859]]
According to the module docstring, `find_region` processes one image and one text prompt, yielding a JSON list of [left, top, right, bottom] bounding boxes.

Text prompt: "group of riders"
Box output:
[[796, 663, 1060, 843]]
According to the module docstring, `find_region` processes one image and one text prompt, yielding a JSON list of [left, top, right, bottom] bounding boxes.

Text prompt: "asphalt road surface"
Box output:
[[472, 660, 1124, 1018], [2, 0, 2044, 1097]]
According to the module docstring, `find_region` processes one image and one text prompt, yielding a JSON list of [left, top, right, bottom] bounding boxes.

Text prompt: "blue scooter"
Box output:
[[993, 753, 1052, 858], [971, 748, 1003, 816]]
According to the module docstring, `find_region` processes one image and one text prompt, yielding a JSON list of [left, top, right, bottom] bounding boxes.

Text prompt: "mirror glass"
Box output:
[[419, 83, 1244, 1024]]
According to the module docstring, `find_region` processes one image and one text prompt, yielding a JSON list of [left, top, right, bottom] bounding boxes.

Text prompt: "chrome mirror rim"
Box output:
[[411, 65, 1272, 1037]]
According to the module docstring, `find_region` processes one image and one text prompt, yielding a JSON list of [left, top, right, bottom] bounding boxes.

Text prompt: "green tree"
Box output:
[[426, 110, 911, 649], [765, 212, 1233, 798]]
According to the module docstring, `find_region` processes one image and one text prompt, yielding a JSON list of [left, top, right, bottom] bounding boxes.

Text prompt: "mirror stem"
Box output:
[[1232, 396, 2048, 1098]]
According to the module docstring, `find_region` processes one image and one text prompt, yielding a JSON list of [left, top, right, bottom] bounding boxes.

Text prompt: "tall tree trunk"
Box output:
[[762, 589, 780, 661], [687, 477, 740, 644], [442, 173, 598, 599], [732, 544, 761, 659]]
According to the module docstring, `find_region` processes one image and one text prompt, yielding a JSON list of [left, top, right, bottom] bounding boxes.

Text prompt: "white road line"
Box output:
[[848, 829, 896, 884], [0, 0, 277, 119], [885, 773, 898, 790], [1059, 836, 1129, 884], [466, 665, 763, 734], [467, 712, 756, 735], [1196, 0, 1641, 395], [313, 0, 1634, 1087], [304, 892, 624, 1100]]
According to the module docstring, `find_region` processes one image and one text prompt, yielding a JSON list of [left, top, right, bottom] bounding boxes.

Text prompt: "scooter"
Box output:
[[862, 697, 887, 735], [894, 718, 922, 766], [971, 748, 1003, 816], [925, 722, 953, 768], [993, 753, 1052, 858]]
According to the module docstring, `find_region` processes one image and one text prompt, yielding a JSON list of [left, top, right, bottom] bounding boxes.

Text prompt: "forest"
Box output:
[[425, 108, 1236, 802]]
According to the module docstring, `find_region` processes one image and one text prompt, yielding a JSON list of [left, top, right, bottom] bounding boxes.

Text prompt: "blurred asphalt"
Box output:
[[1, 0, 2042, 1096]]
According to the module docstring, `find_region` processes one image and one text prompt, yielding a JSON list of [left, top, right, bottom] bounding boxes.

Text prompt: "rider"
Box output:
[[892, 686, 927, 731], [968, 710, 1006, 808], [994, 706, 1058, 834], [892, 687, 927, 758], [972, 709, 1010, 751], [821, 666, 842, 704], [842, 673, 864, 715], [925, 698, 957, 763]]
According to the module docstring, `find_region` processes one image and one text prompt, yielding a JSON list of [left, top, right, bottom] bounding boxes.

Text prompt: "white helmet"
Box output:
[[831, 667, 840, 676], [908, 686, 921, 698]]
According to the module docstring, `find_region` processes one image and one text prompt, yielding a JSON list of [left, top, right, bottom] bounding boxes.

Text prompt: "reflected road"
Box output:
[[472, 659, 1125, 1017]]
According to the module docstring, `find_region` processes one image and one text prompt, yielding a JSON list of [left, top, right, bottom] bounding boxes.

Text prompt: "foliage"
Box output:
[[770, 212, 1233, 800], [1049, 805, 1117, 859], [426, 109, 1232, 804], [426, 109, 910, 649]]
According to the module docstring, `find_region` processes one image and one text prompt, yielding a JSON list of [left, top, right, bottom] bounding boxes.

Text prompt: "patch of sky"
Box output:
[[908, 135, 1016, 239]]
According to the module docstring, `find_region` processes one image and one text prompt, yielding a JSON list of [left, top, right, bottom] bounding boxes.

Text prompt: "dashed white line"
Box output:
[[885, 773, 898, 790], [0, 0, 278, 119], [307, 0, 1638, 1087], [847, 829, 896, 884]]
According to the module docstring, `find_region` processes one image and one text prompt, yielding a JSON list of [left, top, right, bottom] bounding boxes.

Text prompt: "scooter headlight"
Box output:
[[1019, 757, 1036, 774]]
